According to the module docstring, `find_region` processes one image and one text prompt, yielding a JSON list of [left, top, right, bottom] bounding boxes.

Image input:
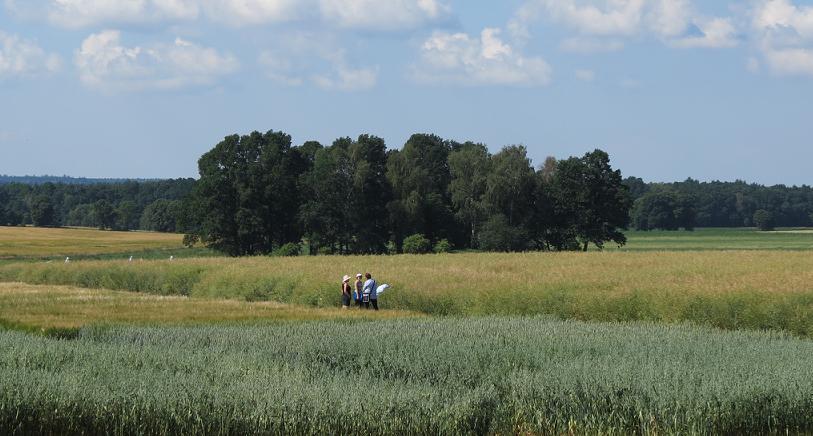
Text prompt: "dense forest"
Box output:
[[187, 131, 630, 255], [2, 130, 812, 253], [0, 180, 195, 232], [0, 175, 152, 185], [625, 178, 813, 231]]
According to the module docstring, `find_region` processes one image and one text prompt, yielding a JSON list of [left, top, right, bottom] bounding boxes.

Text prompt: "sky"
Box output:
[[0, 0, 812, 185]]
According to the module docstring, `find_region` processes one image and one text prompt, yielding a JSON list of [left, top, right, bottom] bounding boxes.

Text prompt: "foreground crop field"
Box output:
[[2, 317, 813, 435], [3, 250, 813, 335], [0, 282, 417, 333], [0, 226, 184, 258]]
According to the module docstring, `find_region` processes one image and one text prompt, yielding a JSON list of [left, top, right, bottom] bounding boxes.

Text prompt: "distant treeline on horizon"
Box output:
[[0, 175, 160, 185], [1, 133, 812, 253]]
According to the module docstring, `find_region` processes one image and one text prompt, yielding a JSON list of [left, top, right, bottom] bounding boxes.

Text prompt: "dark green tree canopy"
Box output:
[[753, 209, 775, 231], [552, 150, 632, 251], [194, 130, 302, 256], [631, 190, 696, 231]]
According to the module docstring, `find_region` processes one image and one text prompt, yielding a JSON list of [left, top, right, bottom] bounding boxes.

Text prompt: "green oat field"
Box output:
[[2, 226, 813, 435]]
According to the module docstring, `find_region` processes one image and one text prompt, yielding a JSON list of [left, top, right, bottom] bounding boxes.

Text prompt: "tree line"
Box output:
[[4, 131, 811, 252], [183, 130, 631, 255], [625, 178, 813, 231], [0, 180, 195, 232]]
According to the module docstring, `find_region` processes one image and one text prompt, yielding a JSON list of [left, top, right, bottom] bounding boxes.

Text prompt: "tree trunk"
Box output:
[[582, 241, 589, 252]]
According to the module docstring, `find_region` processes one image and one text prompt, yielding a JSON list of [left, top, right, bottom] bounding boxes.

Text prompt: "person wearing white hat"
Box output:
[[341, 275, 352, 309]]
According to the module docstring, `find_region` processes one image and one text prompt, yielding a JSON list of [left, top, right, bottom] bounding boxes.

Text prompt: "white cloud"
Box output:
[[23, 0, 447, 29], [546, 0, 648, 36], [761, 45, 813, 76], [511, 0, 738, 50], [48, 0, 200, 28], [560, 37, 625, 53], [319, 0, 449, 31], [201, 0, 305, 26], [510, 0, 650, 38], [0, 31, 62, 78], [645, 0, 691, 38], [257, 51, 303, 86], [575, 69, 595, 81], [258, 34, 378, 91], [754, 0, 813, 39], [75, 30, 238, 91], [414, 27, 552, 86], [753, 0, 813, 77], [671, 17, 739, 48], [312, 64, 377, 91]]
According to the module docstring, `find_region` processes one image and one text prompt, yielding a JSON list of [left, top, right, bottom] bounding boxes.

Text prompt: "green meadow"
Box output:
[[2, 226, 813, 434]]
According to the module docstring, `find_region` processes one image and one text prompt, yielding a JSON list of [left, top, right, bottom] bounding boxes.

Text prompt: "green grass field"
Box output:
[[615, 227, 813, 251], [3, 225, 813, 434], [3, 317, 813, 435]]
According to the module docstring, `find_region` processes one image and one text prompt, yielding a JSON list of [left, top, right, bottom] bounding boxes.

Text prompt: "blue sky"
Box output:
[[1, 0, 812, 185]]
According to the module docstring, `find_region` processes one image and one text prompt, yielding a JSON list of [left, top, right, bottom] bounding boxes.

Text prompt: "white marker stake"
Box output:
[[129, 256, 133, 262], [65, 257, 70, 263]]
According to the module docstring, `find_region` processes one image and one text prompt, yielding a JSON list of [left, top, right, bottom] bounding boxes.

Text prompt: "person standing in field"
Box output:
[[341, 275, 352, 309], [363, 272, 378, 311], [354, 273, 364, 309]]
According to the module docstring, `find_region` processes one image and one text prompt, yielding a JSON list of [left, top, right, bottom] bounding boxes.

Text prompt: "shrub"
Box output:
[[477, 215, 528, 252], [385, 240, 398, 255], [182, 234, 199, 248], [273, 243, 301, 257], [402, 234, 432, 254], [753, 210, 775, 231], [433, 239, 452, 253], [317, 246, 335, 256]]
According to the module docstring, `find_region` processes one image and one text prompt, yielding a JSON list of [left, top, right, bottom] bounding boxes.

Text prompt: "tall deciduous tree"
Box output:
[[348, 134, 391, 253], [486, 145, 536, 227], [387, 134, 455, 247], [194, 130, 303, 256], [30, 195, 56, 227], [553, 149, 632, 251], [140, 199, 181, 232], [448, 142, 490, 248], [92, 200, 116, 230], [631, 190, 696, 231], [115, 200, 139, 230], [299, 139, 354, 254]]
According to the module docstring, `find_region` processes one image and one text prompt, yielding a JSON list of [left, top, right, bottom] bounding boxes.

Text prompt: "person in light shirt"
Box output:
[[362, 272, 378, 311]]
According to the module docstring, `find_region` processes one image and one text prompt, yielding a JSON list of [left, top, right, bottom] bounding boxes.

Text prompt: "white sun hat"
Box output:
[[342, 275, 351, 282], [356, 273, 363, 278]]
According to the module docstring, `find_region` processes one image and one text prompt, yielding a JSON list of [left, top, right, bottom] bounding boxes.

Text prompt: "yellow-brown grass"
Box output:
[[0, 282, 418, 330], [3, 250, 813, 334], [0, 226, 183, 258]]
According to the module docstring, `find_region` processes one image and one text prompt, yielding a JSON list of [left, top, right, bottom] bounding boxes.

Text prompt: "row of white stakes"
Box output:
[[62, 255, 174, 263]]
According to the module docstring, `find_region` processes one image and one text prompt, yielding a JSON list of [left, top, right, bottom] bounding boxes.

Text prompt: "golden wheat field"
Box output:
[[0, 282, 418, 331], [0, 226, 183, 258], [2, 249, 813, 334]]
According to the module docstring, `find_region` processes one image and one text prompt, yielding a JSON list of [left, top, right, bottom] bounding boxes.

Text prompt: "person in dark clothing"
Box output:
[[341, 275, 352, 309]]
